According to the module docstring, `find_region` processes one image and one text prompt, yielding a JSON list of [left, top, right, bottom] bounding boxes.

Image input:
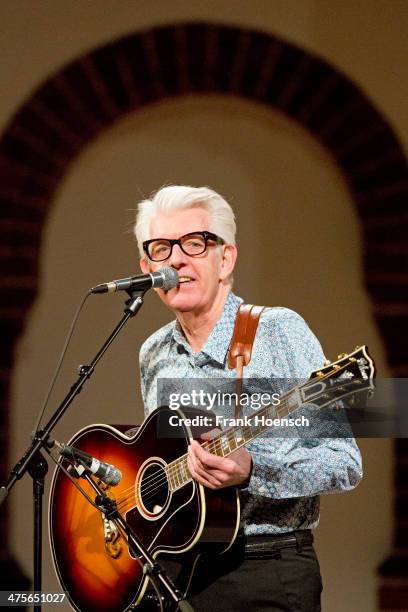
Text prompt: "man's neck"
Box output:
[[176, 286, 231, 353]]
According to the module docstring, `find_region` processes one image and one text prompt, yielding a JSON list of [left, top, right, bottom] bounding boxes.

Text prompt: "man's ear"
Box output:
[[140, 258, 150, 274], [220, 244, 237, 281]]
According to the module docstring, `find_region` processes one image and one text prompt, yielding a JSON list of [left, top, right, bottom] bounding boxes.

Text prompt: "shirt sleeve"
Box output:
[[244, 309, 363, 498], [246, 436, 363, 498]]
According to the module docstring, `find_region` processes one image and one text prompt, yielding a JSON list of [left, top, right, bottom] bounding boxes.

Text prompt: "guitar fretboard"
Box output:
[[166, 387, 299, 492], [165, 349, 372, 493]]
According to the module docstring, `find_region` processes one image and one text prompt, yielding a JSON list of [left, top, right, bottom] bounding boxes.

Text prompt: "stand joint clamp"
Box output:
[[78, 364, 94, 377]]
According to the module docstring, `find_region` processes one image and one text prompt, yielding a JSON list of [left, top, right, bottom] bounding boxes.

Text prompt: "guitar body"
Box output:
[[49, 406, 240, 612]]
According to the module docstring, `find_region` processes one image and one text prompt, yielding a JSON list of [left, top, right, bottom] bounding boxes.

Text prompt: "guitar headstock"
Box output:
[[309, 346, 376, 382], [301, 346, 376, 409]]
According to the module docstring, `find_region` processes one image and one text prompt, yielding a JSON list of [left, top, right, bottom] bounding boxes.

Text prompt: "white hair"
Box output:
[[134, 185, 236, 258]]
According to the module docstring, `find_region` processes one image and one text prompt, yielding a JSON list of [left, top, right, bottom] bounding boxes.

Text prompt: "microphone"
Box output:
[[57, 443, 122, 486], [91, 266, 179, 294]]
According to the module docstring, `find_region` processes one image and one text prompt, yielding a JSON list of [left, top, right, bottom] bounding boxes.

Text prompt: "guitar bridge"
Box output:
[[102, 514, 122, 559]]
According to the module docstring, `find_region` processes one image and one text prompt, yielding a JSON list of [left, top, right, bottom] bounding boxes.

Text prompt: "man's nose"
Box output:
[[167, 243, 188, 267]]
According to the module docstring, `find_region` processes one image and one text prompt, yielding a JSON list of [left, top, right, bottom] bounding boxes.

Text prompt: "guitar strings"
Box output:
[[115, 391, 296, 510], [57, 362, 355, 514], [115, 381, 311, 509], [117, 398, 286, 510], [115, 414, 268, 508], [114, 365, 353, 510], [116, 389, 308, 509]]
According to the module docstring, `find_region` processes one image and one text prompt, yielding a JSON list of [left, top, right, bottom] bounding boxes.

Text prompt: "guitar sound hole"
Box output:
[[139, 462, 169, 515]]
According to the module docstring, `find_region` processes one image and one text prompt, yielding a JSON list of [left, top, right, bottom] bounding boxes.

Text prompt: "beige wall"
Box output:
[[1, 0, 407, 153], [2, 2, 406, 611]]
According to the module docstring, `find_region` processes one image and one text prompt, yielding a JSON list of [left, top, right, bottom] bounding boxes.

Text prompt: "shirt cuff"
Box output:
[[237, 457, 253, 490]]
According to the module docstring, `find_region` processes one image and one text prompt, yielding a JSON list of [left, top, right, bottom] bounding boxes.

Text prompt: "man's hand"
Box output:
[[187, 432, 252, 490]]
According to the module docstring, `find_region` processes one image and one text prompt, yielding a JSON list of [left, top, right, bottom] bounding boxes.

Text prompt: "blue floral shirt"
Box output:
[[139, 292, 362, 535]]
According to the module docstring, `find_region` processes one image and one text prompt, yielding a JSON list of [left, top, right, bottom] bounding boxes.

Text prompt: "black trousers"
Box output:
[[143, 531, 322, 612]]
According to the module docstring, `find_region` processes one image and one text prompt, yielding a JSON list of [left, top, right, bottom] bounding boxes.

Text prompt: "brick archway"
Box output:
[[1, 23, 407, 601]]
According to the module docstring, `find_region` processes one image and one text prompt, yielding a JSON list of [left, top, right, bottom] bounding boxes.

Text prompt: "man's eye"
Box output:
[[185, 240, 203, 248], [153, 244, 170, 254]]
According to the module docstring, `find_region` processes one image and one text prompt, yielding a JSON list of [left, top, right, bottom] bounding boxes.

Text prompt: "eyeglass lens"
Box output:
[[148, 233, 208, 261]]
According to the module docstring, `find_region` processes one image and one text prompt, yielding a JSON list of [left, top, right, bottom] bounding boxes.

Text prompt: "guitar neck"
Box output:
[[205, 388, 300, 455], [166, 346, 374, 492], [166, 386, 300, 492]]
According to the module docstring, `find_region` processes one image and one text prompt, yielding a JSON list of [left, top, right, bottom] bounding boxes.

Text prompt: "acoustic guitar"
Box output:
[[49, 346, 374, 611]]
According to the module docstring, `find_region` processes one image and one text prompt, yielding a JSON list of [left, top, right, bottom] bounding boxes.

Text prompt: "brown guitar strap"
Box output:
[[228, 303, 265, 419]]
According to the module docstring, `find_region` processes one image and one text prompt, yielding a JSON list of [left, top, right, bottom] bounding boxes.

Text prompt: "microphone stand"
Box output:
[[79, 472, 191, 612], [0, 290, 147, 610]]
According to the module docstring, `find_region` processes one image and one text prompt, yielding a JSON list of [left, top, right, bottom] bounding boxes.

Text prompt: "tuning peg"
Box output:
[[324, 359, 331, 366], [337, 353, 348, 359]]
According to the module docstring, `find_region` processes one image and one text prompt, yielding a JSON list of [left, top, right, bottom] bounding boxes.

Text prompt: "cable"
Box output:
[[32, 289, 92, 434]]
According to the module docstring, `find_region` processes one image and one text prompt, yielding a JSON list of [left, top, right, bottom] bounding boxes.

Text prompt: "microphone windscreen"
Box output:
[[158, 267, 179, 290]]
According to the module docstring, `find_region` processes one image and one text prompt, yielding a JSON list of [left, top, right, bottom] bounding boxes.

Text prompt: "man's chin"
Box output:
[[166, 298, 197, 313], [158, 284, 197, 310], [159, 290, 198, 312]]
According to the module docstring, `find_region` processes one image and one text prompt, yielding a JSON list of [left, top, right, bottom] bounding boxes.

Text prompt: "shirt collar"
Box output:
[[170, 291, 243, 365]]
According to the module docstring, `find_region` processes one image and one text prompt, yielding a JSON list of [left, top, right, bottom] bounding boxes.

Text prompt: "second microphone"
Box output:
[[59, 444, 122, 486]]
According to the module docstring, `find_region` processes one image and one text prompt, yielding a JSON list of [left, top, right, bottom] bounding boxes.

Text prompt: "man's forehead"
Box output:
[[150, 207, 210, 237]]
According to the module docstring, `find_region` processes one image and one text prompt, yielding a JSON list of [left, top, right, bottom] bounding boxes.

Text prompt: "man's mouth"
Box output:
[[178, 276, 194, 284]]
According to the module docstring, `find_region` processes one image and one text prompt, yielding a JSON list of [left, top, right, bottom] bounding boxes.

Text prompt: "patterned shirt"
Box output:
[[139, 291, 362, 535]]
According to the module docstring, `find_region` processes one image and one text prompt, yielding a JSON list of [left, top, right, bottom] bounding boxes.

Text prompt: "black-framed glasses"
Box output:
[[143, 231, 225, 262]]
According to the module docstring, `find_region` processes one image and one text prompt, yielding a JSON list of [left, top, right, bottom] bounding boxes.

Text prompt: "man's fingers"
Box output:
[[200, 428, 222, 441], [190, 440, 228, 469], [187, 439, 251, 489], [187, 454, 221, 489]]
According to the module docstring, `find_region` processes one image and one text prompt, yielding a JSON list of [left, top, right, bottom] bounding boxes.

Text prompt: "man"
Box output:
[[135, 185, 362, 611]]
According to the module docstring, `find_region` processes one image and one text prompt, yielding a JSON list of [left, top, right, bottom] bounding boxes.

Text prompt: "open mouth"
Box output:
[[178, 276, 194, 284]]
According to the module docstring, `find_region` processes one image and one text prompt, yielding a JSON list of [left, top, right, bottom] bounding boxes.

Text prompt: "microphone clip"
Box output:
[[68, 462, 87, 479], [125, 291, 145, 316]]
